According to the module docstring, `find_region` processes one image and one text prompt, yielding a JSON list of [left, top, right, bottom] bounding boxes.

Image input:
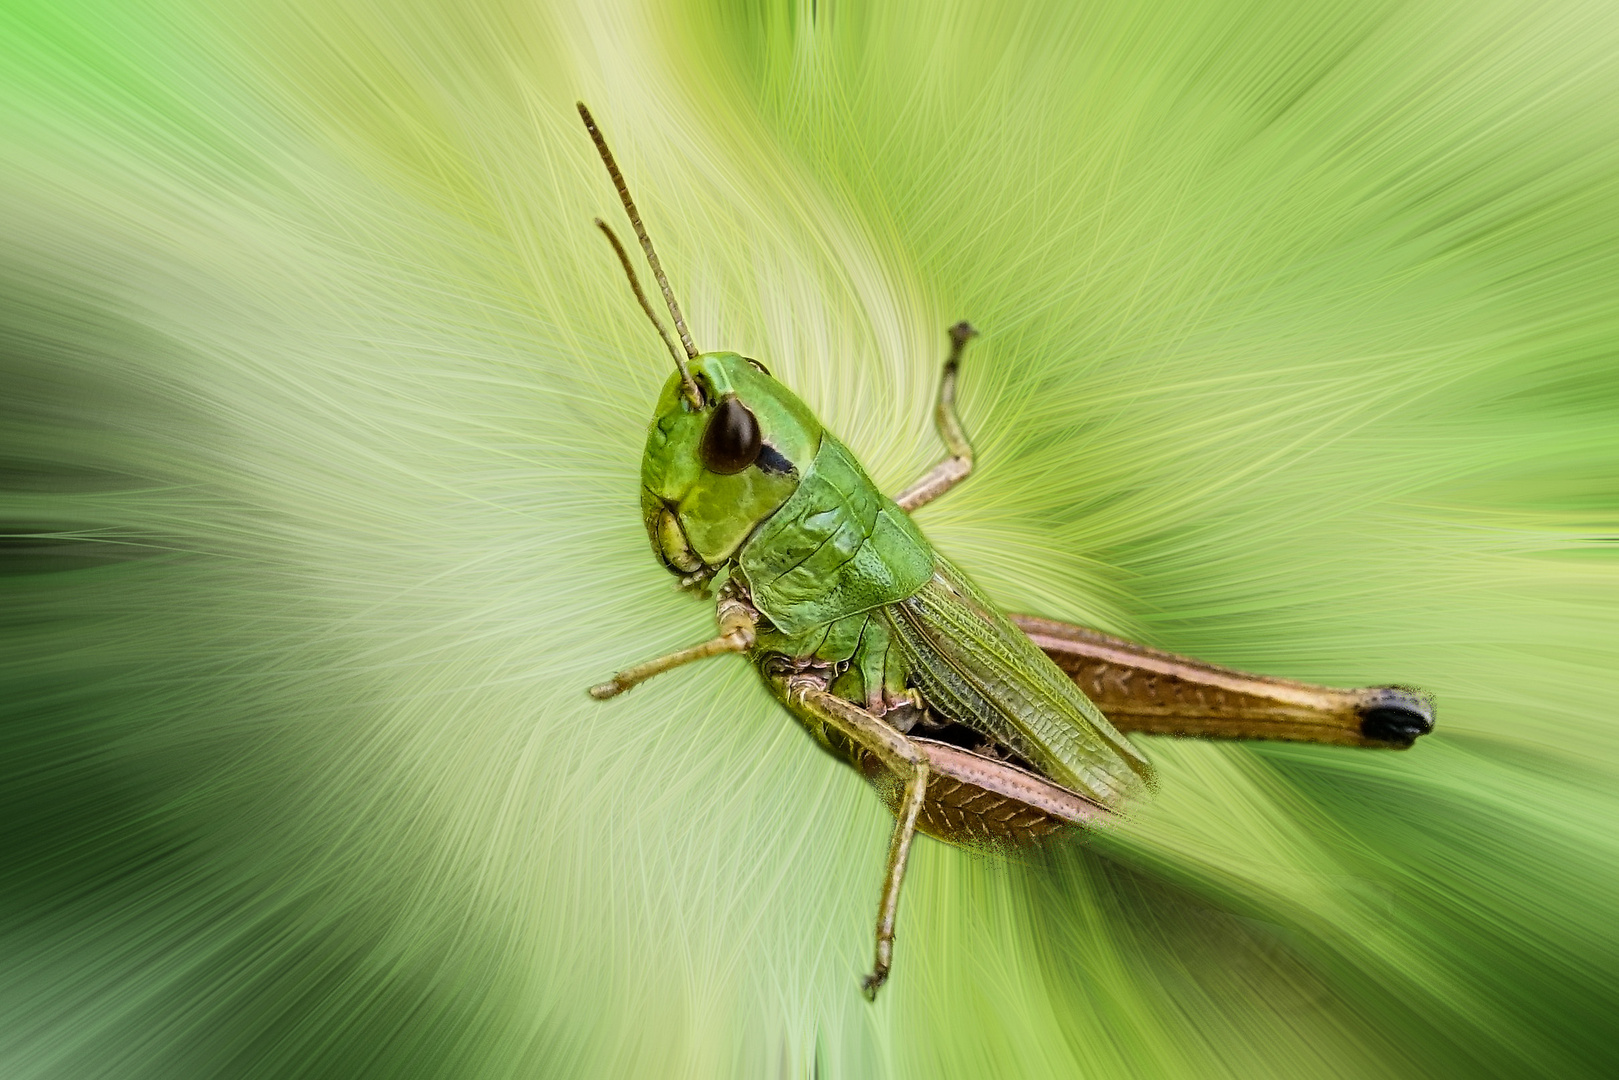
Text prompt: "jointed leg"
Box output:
[[895, 322, 978, 512], [589, 598, 756, 699], [1011, 614, 1435, 748], [868, 755, 927, 999], [781, 679, 929, 999]]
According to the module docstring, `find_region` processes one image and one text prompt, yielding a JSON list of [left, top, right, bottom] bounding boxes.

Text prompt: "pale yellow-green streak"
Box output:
[[2, 1, 1617, 1077]]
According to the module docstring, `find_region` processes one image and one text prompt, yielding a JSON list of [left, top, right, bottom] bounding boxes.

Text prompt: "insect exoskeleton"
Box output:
[[576, 101, 1432, 1000]]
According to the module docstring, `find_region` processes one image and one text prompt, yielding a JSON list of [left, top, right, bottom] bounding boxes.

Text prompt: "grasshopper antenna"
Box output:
[[578, 102, 702, 406], [594, 218, 689, 379]]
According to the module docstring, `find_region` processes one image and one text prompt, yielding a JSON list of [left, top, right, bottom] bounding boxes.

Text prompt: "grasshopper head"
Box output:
[[571, 107, 821, 581], [641, 353, 821, 580]]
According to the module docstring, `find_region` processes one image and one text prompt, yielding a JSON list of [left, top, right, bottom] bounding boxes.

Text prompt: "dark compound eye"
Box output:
[[700, 395, 762, 474]]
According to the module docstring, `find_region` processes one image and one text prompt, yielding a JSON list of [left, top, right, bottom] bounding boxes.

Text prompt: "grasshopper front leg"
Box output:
[[589, 593, 757, 698], [895, 322, 978, 512], [777, 675, 929, 999]]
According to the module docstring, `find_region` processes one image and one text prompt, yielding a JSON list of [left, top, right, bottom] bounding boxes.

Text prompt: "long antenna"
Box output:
[[577, 103, 701, 379], [594, 218, 691, 386]]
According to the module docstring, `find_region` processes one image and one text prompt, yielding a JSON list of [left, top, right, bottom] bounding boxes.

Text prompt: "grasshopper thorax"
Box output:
[[640, 353, 823, 580]]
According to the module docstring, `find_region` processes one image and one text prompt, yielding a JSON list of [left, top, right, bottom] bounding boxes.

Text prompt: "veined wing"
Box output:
[[879, 557, 1155, 809]]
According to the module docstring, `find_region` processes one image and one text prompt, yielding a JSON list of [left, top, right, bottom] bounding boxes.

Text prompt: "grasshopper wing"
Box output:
[[880, 557, 1156, 809]]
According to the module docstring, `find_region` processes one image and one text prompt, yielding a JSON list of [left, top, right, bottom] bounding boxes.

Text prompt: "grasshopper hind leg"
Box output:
[[773, 674, 930, 999], [1010, 615, 1437, 749], [861, 748, 928, 999]]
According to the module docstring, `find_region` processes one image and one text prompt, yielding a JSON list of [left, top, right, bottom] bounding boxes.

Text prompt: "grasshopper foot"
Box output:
[[860, 966, 888, 1002], [947, 320, 978, 354], [861, 934, 894, 1001]]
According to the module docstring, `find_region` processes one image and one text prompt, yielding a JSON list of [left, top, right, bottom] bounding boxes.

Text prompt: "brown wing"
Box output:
[[1010, 615, 1434, 749]]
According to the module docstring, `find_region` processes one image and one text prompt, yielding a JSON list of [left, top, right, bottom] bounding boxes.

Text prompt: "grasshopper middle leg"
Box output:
[[779, 677, 929, 999], [895, 321, 978, 512]]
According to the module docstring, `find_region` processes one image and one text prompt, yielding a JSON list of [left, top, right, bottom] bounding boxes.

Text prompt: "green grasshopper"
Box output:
[[577, 103, 1434, 998]]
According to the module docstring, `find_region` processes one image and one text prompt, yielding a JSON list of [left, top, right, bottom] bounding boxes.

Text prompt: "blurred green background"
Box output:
[[3, 0, 1616, 1076]]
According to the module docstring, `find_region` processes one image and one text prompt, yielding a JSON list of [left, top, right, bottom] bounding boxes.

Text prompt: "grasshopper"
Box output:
[[577, 103, 1433, 998]]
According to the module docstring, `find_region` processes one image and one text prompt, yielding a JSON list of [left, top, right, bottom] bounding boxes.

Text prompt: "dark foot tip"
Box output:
[[949, 321, 979, 343], [1358, 687, 1435, 747], [860, 971, 887, 1001]]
